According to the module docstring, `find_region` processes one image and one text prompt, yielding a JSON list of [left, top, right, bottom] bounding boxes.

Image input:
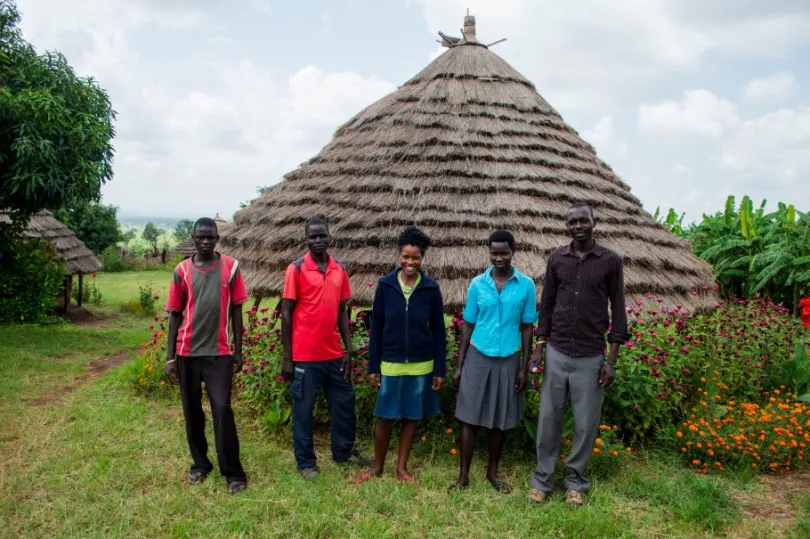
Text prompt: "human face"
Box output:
[[399, 245, 423, 278], [566, 206, 595, 243], [193, 225, 219, 257], [306, 223, 330, 256], [489, 241, 513, 270]]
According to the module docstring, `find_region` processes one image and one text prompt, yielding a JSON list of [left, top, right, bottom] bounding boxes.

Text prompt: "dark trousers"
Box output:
[[290, 358, 356, 469], [178, 355, 246, 483]]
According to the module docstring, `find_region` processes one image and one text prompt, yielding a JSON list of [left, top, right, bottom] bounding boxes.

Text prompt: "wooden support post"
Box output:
[[77, 273, 84, 307]]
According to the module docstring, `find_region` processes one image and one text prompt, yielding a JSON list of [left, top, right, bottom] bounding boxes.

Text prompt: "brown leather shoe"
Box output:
[[565, 489, 585, 506], [527, 488, 549, 504]]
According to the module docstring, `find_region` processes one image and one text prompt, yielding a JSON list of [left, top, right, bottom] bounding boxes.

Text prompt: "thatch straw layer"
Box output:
[[1, 210, 102, 275], [220, 17, 716, 313]]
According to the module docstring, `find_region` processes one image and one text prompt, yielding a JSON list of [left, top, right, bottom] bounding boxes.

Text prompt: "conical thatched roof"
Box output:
[[221, 15, 716, 313], [172, 214, 231, 258], [0, 210, 102, 275]]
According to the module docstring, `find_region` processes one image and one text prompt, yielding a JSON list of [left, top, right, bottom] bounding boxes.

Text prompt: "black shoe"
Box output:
[[339, 450, 373, 467], [298, 466, 320, 480], [187, 470, 209, 485]]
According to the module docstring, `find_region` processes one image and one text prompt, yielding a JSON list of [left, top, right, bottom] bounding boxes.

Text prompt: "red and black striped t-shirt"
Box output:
[[165, 255, 249, 357]]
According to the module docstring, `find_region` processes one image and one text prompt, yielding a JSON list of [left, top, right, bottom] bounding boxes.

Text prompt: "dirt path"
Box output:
[[730, 469, 810, 537], [33, 352, 131, 406]]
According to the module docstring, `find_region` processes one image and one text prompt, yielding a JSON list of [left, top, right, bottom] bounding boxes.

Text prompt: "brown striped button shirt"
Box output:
[[537, 242, 629, 357]]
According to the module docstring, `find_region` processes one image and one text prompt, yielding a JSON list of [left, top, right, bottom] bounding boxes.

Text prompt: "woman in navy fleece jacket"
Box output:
[[354, 226, 447, 483]]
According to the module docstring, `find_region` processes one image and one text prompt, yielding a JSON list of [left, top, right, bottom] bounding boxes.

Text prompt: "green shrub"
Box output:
[[0, 236, 65, 324], [98, 246, 135, 272]]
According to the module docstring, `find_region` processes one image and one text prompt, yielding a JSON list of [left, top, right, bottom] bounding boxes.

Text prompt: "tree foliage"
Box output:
[[54, 202, 121, 254], [142, 223, 162, 255], [174, 219, 194, 242], [0, 0, 116, 226]]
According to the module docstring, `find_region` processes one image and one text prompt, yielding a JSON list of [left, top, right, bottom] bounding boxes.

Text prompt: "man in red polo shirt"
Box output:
[[164, 217, 248, 494], [281, 218, 371, 479]]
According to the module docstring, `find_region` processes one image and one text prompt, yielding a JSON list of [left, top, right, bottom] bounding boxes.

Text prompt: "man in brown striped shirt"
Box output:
[[527, 202, 629, 506]]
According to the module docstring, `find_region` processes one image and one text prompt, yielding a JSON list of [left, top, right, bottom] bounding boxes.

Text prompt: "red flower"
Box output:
[[92, 273, 97, 279], [799, 297, 810, 329]]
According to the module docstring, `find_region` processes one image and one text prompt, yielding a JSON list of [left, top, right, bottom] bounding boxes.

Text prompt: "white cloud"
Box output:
[[744, 73, 797, 101], [717, 107, 810, 187], [582, 116, 629, 160], [637, 90, 738, 138], [671, 164, 690, 175]]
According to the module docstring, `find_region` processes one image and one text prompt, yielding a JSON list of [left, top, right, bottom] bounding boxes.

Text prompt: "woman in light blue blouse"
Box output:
[[449, 230, 537, 493]]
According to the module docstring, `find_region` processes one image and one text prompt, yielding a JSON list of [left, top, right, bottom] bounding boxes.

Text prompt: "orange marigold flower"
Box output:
[[611, 450, 619, 457], [593, 448, 602, 455], [450, 448, 457, 455], [595, 438, 603, 446], [676, 431, 683, 438], [446, 428, 453, 434]]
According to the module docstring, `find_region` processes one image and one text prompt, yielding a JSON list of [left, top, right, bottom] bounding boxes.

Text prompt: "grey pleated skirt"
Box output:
[[455, 345, 524, 430]]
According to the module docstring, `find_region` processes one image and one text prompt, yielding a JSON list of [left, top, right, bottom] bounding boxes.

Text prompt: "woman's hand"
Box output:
[[432, 377, 445, 391], [452, 366, 463, 388], [368, 373, 381, 389]]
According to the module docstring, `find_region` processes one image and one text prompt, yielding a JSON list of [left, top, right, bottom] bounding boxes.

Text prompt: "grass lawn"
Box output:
[[1, 272, 809, 537], [93, 269, 174, 309]]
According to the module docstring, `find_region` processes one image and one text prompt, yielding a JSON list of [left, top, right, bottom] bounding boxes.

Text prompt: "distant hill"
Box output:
[[119, 215, 183, 228]]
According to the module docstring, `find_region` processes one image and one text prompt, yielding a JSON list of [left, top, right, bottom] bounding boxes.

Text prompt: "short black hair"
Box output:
[[568, 202, 594, 218], [397, 226, 431, 254], [488, 230, 515, 251], [194, 217, 217, 233], [305, 217, 329, 235]]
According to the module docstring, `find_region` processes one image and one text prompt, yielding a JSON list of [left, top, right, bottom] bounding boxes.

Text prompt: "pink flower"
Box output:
[[625, 341, 635, 348], [680, 347, 689, 354], [276, 376, 284, 382]]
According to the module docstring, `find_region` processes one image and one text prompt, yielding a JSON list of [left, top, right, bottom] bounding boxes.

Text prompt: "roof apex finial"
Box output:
[[462, 13, 477, 43]]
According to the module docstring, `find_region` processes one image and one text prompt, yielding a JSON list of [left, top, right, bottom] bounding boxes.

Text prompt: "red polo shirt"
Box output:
[[283, 252, 352, 361]]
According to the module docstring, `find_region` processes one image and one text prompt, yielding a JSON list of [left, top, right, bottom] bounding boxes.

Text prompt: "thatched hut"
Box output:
[[172, 213, 230, 258], [0, 210, 103, 308], [221, 15, 716, 313]]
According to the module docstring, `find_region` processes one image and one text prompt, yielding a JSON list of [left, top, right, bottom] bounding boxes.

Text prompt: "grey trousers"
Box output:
[[530, 344, 605, 493]]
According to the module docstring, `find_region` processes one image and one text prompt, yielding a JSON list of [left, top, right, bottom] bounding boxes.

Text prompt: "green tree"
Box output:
[[54, 202, 121, 254], [0, 0, 116, 227], [121, 229, 136, 244], [142, 223, 163, 255], [174, 219, 194, 242]]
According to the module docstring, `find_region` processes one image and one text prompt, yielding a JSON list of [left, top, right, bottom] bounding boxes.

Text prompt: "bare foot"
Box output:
[[396, 468, 415, 482], [447, 478, 468, 492], [353, 466, 383, 484]]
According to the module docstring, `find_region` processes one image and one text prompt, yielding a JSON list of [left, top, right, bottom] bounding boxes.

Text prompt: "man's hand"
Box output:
[[515, 368, 527, 393], [432, 377, 445, 391], [340, 351, 353, 382], [452, 366, 463, 388], [232, 351, 244, 374], [165, 359, 179, 384], [368, 373, 381, 389], [599, 362, 616, 388], [282, 355, 294, 383], [530, 343, 546, 373]]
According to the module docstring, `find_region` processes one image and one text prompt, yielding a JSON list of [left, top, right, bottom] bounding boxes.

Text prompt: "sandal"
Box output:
[[353, 471, 375, 484], [228, 481, 247, 495], [396, 472, 417, 483], [187, 471, 208, 485], [565, 489, 585, 506], [527, 488, 548, 504]]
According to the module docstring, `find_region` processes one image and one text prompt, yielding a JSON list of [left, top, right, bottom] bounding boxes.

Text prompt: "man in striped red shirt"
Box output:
[[165, 217, 248, 494]]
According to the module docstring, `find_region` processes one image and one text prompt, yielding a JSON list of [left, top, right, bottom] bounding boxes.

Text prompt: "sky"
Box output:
[[16, 0, 810, 223]]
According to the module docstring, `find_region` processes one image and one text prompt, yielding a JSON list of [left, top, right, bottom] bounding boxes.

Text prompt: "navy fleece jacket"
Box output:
[[368, 269, 447, 377]]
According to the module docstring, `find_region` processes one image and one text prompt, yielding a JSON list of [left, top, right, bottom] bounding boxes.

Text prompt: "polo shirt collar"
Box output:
[[303, 251, 339, 271], [563, 241, 604, 258]]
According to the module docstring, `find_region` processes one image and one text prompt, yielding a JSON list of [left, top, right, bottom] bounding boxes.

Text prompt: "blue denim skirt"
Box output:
[[374, 373, 440, 420]]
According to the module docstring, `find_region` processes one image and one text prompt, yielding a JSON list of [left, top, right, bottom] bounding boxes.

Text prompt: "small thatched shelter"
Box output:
[[221, 15, 716, 313], [0, 210, 102, 308], [172, 213, 230, 258]]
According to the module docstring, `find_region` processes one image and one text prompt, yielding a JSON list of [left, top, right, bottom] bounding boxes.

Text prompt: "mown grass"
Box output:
[[1, 376, 747, 539], [93, 269, 174, 308]]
